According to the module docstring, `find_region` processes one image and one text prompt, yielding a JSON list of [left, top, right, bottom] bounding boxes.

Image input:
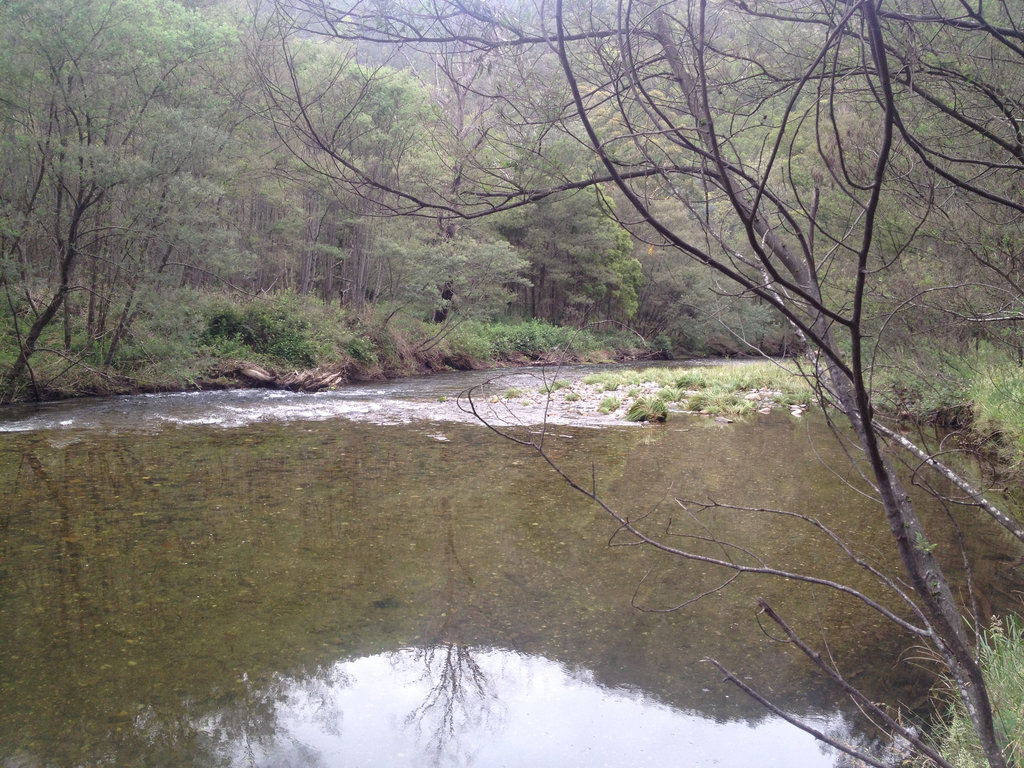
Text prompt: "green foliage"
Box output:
[[582, 362, 811, 418], [921, 614, 1024, 768], [495, 189, 643, 325], [970, 360, 1024, 470], [344, 336, 378, 365], [395, 230, 529, 322], [202, 298, 317, 367], [475, 320, 596, 359], [633, 252, 800, 357], [598, 396, 620, 414]]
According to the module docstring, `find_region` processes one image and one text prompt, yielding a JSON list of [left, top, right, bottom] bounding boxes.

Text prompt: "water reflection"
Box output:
[[2, 376, 1022, 767], [204, 646, 851, 768]]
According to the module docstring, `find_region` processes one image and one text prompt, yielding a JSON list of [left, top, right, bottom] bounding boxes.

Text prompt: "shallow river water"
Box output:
[[2, 365, 1022, 767]]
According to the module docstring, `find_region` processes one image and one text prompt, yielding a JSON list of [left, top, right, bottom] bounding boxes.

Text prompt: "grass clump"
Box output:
[[626, 395, 668, 423], [970, 364, 1024, 471], [582, 361, 810, 418], [598, 396, 621, 414], [920, 613, 1024, 767], [657, 387, 685, 403], [542, 380, 571, 393], [583, 371, 623, 392], [687, 390, 757, 417]]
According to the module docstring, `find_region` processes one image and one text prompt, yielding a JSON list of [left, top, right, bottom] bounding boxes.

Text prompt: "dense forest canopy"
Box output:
[[2, 0, 1024, 765]]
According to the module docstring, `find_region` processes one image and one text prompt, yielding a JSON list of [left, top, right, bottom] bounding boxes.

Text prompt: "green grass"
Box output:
[[542, 380, 571, 393], [920, 613, 1024, 767], [582, 362, 812, 418], [970, 364, 1024, 471], [657, 386, 685, 403], [582, 361, 810, 394], [625, 395, 668, 423], [598, 396, 621, 414], [873, 342, 1024, 473]]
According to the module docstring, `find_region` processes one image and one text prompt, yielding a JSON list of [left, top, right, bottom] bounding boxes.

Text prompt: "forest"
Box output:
[[2, 0, 1024, 765], [0, 0, 802, 403]]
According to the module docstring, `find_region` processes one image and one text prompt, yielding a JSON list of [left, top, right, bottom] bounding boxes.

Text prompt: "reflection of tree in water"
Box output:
[[404, 642, 498, 766], [189, 664, 351, 768], [399, 497, 502, 766]]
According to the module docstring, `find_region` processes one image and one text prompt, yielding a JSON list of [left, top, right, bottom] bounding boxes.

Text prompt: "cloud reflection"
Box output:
[[204, 645, 852, 768]]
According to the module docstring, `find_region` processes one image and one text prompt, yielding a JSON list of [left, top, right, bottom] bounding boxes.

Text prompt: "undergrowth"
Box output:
[[918, 613, 1024, 768]]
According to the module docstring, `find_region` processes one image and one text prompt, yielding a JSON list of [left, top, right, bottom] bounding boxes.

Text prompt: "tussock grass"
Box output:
[[582, 361, 811, 418], [919, 613, 1024, 768], [625, 395, 668, 422], [657, 387, 685, 403], [970, 365, 1024, 471]]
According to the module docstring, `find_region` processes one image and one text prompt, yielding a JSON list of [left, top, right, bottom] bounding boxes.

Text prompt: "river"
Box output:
[[1, 365, 1021, 767]]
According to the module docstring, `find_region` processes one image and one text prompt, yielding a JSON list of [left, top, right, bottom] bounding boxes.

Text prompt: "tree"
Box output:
[[0, 0, 238, 399], [495, 189, 642, 325], [274, 0, 1024, 765]]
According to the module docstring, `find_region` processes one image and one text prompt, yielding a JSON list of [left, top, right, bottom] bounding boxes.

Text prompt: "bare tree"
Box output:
[[267, 0, 1024, 764]]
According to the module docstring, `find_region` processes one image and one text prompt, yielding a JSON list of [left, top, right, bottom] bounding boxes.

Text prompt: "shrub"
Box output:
[[345, 336, 378, 365], [202, 298, 317, 367]]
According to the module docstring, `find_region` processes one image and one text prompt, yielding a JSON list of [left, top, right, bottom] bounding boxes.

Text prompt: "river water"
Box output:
[[1, 365, 1021, 767]]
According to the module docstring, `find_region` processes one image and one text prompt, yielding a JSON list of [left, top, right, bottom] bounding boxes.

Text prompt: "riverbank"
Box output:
[[0, 310, 660, 404]]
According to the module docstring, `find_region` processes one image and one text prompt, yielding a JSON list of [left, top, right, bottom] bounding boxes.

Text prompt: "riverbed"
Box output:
[[1, 364, 1021, 767]]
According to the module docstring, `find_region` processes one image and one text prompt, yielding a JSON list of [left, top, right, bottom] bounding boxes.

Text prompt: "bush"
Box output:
[[345, 336, 378, 365], [202, 298, 317, 367]]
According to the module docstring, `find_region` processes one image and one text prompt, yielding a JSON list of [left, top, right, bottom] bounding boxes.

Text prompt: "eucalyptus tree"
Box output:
[[269, 0, 1024, 763], [494, 190, 642, 324], [0, 0, 239, 399], [249, 17, 446, 307]]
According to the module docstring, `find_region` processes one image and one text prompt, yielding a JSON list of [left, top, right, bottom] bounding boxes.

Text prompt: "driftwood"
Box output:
[[234, 363, 349, 392]]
